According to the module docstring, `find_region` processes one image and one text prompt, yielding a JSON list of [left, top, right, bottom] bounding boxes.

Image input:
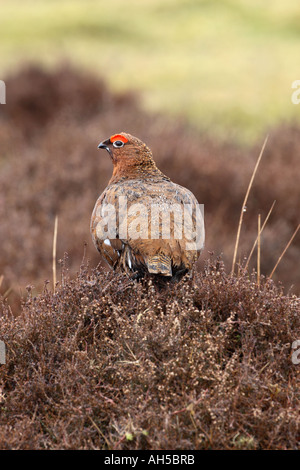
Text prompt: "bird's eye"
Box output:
[[113, 140, 125, 148]]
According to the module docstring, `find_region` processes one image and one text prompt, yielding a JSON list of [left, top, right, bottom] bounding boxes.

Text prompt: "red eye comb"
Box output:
[[110, 134, 128, 144]]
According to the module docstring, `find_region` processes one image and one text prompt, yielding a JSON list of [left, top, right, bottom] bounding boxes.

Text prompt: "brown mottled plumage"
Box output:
[[91, 132, 204, 279]]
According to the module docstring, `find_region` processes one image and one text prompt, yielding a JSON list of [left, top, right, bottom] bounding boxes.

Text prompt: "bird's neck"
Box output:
[[109, 157, 167, 184]]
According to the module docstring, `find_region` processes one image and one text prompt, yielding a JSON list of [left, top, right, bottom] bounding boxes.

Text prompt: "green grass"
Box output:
[[1, 0, 300, 143]]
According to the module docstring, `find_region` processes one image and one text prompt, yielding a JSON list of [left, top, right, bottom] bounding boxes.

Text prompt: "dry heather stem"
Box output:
[[244, 200, 276, 272], [231, 136, 268, 275], [269, 224, 300, 279], [52, 215, 58, 293], [257, 214, 261, 287]]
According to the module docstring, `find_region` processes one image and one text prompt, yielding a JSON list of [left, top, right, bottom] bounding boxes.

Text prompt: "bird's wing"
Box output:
[[91, 180, 204, 275]]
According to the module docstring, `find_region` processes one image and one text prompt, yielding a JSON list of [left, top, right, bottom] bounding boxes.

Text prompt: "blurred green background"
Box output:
[[1, 0, 299, 143]]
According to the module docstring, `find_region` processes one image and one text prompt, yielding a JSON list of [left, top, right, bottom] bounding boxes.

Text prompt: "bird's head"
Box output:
[[98, 132, 160, 181]]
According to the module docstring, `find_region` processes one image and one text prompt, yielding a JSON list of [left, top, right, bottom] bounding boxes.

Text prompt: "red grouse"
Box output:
[[91, 133, 204, 279]]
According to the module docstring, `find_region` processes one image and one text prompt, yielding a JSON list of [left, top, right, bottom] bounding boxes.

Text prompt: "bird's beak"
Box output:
[[98, 139, 112, 157], [98, 142, 108, 149]]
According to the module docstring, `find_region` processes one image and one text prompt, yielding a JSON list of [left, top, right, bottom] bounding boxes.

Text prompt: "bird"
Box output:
[[90, 132, 204, 280]]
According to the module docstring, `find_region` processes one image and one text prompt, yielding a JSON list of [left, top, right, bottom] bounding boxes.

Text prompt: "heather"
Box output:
[[0, 65, 299, 450], [0, 261, 299, 449]]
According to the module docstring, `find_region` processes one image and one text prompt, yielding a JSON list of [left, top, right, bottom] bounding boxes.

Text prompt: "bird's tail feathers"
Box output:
[[146, 253, 172, 277]]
